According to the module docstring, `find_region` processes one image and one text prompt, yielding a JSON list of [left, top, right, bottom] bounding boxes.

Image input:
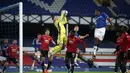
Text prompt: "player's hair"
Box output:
[[12, 39, 17, 42], [74, 24, 79, 27], [44, 28, 50, 32], [95, 9, 101, 12]]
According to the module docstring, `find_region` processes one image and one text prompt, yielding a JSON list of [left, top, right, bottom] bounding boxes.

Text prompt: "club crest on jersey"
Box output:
[[48, 38, 51, 40]]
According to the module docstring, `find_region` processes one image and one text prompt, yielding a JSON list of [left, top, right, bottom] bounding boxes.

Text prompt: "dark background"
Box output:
[[23, 23, 130, 43]]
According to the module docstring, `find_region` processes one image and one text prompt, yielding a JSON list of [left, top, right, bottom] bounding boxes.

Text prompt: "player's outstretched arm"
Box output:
[[80, 34, 89, 39], [57, 10, 65, 22]]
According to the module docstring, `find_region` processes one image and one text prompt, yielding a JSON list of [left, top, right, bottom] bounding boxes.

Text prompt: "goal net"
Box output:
[[0, 2, 23, 73]]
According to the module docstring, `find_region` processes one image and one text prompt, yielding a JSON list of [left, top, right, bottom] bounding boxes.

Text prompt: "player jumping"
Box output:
[[65, 30, 86, 73], [50, 10, 68, 55], [93, 10, 112, 59], [39, 28, 56, 73], [73, 25, 93, 67]]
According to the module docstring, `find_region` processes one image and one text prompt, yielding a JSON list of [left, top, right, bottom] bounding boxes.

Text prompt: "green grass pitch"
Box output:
[[24, 72, 121, 73], [6, 72, 121, 73]]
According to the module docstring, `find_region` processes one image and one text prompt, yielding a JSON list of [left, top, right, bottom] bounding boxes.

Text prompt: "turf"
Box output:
[[25, 72, 120, 73]]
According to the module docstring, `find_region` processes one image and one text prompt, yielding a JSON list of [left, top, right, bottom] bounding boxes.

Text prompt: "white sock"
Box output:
[[31, 60, 35, 69], [94, 46, 98, 55], [74, 53, 78, 63]]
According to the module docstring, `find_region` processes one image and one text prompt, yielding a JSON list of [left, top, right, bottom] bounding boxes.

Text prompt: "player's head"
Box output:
[[74, 24, 79, 32], [12, 40, 17, 45], [120, 24, 129, 33], [95, 10, 101, 16], [52, 16, 58, 22], [37, 33, 41, 39], [69, 30, 75, 37], [4, 39, 8, 44], [44, 28, 50, 35]]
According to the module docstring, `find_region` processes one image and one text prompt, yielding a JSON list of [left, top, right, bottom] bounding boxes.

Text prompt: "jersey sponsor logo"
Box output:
[[45, 40, 49, 44], [69, 40, 73, 44], [12, 49, 17, 52]]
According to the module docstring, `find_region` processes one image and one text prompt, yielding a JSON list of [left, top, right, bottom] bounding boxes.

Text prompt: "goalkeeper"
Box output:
[[50, 10, 68, 55]]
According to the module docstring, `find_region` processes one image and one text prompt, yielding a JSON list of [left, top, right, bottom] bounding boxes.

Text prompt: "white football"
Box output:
[[65, 10, 68, 15]]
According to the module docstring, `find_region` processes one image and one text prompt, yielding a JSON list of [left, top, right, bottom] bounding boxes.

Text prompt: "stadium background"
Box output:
[[0, 0, 130, 72]]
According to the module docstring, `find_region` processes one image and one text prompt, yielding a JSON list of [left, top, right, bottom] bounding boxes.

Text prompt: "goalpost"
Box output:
[[0, 2, 23, 73]]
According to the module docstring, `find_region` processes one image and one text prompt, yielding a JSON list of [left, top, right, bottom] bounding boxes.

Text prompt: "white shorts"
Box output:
[[0, 56, 7, 61], [94, 27, 106, 41]]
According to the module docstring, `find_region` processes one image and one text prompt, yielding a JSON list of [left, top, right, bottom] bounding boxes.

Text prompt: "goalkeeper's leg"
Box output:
[[50, 34, 66, 55], [50, 44, 62, 55]]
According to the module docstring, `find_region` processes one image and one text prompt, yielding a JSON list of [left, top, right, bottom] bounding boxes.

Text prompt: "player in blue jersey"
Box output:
[[1, 39, 9, 57], [0, 39, 9, 73], [73, 25, 94, 67], [32, 34, 42, 52], [29, 34, 42, 71], [93, 10, 113, 59]]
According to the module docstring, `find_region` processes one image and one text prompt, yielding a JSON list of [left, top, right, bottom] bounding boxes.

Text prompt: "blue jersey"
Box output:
[[1, 44, 9, 57], [96, 13, 109, 28], [32, 38, 41, 51], [75, 32, 80, 38]]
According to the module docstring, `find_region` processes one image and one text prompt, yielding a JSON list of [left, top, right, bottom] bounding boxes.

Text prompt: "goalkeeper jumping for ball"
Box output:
[[50, 10, 68, 55]]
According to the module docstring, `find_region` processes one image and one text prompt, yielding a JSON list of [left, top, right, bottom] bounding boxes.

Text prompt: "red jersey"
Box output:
[[6, 44, 19, 58], [40, 35, 52, 51], [67, 35, 86, 53], [116, 32, 130, 55]]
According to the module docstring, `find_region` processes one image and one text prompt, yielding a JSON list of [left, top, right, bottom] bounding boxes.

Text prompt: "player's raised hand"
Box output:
[[61, 10, 68, 16]]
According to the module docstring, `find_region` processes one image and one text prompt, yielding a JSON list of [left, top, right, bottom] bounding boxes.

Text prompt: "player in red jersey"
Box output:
[[6, 40, 19, 67], [114, 25, 129, 73], [0, 40, 19, 73], [39, 28, 55, 73], [65, 30, 86, 73]]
